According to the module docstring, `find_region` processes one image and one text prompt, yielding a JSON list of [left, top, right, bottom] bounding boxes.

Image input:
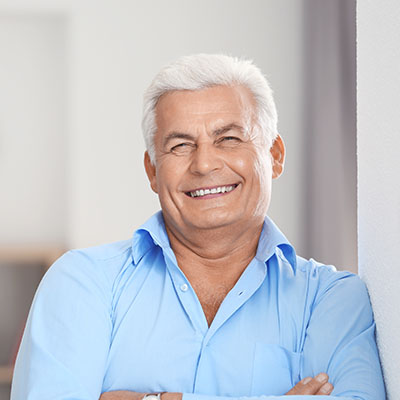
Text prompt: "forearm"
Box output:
[[100, 391, 355, 400], [99, 374, 364, 400], [100, 392, 183, 400], [183, 394, 354, 400]]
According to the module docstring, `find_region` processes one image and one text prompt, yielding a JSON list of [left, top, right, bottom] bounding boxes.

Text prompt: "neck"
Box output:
[[164, 216, 264, 285]]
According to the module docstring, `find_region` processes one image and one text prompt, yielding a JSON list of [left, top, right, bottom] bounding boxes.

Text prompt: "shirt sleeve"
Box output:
[[10, 250, 113, 400], [300, 271, 385, 399]]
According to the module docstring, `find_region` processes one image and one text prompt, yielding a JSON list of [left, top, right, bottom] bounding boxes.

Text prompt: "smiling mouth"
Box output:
[[185, 184, 239, 199]]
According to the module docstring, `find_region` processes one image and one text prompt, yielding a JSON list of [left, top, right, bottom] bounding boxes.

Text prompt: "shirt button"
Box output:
[[180, 283, 188, 292]]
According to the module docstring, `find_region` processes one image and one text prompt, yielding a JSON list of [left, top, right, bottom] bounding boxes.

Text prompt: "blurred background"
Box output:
[[0, 0, 356, 396]]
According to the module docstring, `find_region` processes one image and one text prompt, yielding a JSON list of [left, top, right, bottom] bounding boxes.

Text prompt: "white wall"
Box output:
[[357, 1, 400, 398], [0, 1, 305, 252], [67, 0, 305, 249], [0, 15, 67, 245]]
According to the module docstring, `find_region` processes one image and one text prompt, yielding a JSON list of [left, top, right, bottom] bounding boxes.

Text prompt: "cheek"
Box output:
[[155, 159, 187, 194], [251, 155, 273, 196], [156, 159, 175, 186], [231, 152, 269, 185], [228, 149, 257, 172]]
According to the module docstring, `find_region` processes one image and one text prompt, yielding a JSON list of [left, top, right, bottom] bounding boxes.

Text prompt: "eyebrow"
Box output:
[[213, 123, 244, 137], [163, 123, 245, 147]]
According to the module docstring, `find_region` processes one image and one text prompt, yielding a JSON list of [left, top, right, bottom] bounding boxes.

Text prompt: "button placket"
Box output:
[[163, 253, 208, 334]]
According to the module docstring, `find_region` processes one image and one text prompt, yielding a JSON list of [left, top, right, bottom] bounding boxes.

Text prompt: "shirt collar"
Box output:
[[132, 211, 170, 265], [255, 216, 297, 271], [132, 211, 297, 272]]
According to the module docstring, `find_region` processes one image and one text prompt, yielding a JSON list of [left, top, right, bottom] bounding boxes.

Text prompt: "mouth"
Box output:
[[185, 183, 239, 199]]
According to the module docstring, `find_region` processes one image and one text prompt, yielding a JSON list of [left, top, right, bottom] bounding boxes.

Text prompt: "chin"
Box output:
[[183, 209, 248, 231]]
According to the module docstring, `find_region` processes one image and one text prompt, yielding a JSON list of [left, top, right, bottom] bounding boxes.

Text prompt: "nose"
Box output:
[[189, 142, 224, 175]]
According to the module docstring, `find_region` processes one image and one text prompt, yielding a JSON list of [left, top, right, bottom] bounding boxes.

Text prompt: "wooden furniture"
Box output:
[[0, 246, 64, 271], [0, 246, 65, 386], [0, 365, 13, 385]]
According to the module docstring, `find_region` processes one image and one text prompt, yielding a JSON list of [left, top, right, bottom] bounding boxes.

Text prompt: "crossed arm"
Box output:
[[98, 275, 385, 400], [99, 373, 334, 399], [10, 253, 385, 400]]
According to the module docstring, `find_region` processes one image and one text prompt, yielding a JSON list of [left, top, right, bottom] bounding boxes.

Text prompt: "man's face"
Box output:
[[144, 85, 284, 234]]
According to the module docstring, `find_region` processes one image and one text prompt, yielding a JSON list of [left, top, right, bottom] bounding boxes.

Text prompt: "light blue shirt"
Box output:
[[11, 212, 385, 399]]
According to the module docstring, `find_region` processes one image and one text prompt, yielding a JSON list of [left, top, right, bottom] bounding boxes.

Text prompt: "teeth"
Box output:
[[189, 185, 236, 198]]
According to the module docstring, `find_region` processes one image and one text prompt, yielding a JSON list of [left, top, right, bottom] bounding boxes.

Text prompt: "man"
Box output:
[[11, 54, 385, 399]]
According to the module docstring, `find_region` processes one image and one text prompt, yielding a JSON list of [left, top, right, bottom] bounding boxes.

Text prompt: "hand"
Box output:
[[285, 373, 334, 396]]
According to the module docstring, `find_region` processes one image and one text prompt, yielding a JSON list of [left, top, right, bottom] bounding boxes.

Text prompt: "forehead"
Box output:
[[155, 85, 256, 134]]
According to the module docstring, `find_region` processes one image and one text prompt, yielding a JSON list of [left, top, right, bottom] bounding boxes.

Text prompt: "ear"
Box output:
[[144, 151, 158, 193], [270, 134, 285, 179]]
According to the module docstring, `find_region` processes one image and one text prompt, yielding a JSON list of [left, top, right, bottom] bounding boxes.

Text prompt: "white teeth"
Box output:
[[189, 185, 236, 198]]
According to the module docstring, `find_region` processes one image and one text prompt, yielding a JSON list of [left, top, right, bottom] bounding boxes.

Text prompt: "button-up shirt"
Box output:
[[11, 212, 385, 399]]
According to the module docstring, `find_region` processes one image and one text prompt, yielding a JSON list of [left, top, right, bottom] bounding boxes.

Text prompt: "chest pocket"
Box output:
[[251, 343, 302, 396]]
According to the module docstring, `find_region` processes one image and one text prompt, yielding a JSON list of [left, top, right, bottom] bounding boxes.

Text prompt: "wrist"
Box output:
[[162, 393, 182, 400]]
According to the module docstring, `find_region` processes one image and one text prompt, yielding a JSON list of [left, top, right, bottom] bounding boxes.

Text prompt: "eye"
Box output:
[[170, 142, 195, 155], [217, 136, 242, 146], [222, 136, 240, 141]]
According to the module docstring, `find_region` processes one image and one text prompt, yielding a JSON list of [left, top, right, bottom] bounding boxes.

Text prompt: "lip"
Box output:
[[184, 183, 239, 199]]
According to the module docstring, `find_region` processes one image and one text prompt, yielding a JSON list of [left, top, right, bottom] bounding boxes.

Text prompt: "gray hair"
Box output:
[[142, 54, 278, 163]]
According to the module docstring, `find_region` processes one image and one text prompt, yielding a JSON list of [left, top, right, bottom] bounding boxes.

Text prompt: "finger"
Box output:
[[285, 377, 312, 395], [315, 382, 334, 396], [285, 373, 330, 395]]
